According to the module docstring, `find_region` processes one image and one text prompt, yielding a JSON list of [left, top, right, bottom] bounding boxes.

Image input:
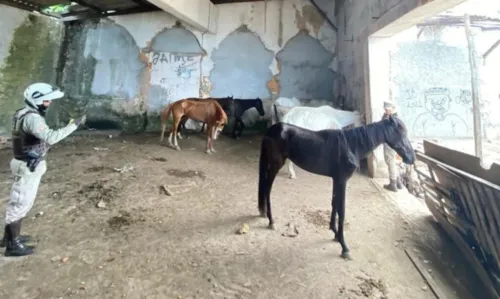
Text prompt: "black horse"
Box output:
[[257, 115, 415, 260], [198, 97, 266, 139]]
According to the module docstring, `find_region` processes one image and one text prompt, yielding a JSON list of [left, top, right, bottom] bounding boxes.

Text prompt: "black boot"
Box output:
[[396, 176, 404, 190], [0, 224, 31, 248], [4, 220, 34, 257], [383, 179, 398, 192]]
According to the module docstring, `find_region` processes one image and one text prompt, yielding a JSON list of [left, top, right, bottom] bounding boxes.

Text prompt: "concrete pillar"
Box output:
[[147, 0, 218, 33]]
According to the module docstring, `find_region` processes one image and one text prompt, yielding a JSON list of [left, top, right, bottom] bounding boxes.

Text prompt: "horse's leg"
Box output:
[[231, 118, 238, 139], [205, 125, 213, 154], [334, 180, 351, 260], [200, 122, 205, 133], [177, 118, 185, 140], [172, 117, 182, 151], [237, 119, 245, 138], [287, 160, 297, 179], [266, 151, 285, 230], [330, 180, 338, 242], [209, 133, 217, 153], [160, 122, 167, 143]]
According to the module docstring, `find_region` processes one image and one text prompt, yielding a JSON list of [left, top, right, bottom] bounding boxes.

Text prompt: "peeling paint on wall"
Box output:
[[210, 25, 274, 99], [267, 76, 280, 94], [276, 30, 335, 100], [301, 5, 325, 37], [200, 76, 212, 97]]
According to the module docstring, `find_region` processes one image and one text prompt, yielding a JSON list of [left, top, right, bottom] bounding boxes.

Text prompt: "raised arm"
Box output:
[[23, 114, 79, 146]]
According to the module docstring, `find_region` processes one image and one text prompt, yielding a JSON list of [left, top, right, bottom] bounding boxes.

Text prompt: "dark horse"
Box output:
[[257, 115, 415, 260], [197, 97, 266, 139]]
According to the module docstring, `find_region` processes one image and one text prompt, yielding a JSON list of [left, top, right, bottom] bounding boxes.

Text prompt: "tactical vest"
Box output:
[[11, 109, 45, 161]]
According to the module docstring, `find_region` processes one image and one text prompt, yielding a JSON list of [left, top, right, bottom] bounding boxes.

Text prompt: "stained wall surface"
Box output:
[[0, 4, 64, 135]]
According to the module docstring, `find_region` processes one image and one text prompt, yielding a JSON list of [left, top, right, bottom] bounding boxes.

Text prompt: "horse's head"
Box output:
[[255, 98, 265, 116], [384, 115, 415, 165], [213, 109, 228, 140]]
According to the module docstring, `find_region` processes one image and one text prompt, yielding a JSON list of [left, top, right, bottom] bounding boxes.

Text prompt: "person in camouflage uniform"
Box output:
[[1, 83, 86, 257], [382, 100, 403, 192]]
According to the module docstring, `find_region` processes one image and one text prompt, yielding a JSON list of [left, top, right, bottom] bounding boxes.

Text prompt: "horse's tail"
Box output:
[[258, 137, 270, 216], [160, 103, 173, 142]]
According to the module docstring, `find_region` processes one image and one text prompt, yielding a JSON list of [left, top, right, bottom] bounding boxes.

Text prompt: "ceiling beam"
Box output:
[[71, 0, 102, 12]]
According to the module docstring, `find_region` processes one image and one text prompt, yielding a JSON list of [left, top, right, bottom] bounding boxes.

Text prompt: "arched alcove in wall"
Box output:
[[84, 22, 145, 99], [147, 25, 206, 113], [210, 25, 274, 99], [276, 30, 335, 101]]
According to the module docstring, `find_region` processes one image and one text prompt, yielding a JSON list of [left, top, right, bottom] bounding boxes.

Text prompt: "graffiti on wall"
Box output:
[[412, 87, 469, 138], [402, 89, 423, 108], [149, 52, 201, 104], [455, 89, 472, 105]]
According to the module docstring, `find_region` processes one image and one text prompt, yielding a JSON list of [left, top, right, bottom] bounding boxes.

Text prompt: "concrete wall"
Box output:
[[389, 25, 500, 140], [0, 5, 64, 136], [59, 0, 338, 132]]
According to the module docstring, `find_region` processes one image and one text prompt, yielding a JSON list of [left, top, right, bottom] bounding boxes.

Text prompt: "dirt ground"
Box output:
[[0, 130, 488, 299]]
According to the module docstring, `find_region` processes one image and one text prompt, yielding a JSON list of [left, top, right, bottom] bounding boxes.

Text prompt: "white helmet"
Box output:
[[24, 83, 65, 107]]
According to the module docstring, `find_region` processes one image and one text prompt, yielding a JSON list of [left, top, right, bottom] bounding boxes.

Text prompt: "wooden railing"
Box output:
[[416, 140, 500, 299]]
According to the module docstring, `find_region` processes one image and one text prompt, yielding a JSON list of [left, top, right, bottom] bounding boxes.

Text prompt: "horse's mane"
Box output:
[[342, 117, 398, 156]]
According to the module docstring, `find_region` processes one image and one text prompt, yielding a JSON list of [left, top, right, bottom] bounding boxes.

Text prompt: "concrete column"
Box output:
[[147, 0, 218, 33]]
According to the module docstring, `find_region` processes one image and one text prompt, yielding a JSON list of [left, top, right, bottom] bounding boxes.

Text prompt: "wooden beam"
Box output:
[[464, 14, 483, 160], [71, 0, 102, 12], [405, 249, 447, 299]]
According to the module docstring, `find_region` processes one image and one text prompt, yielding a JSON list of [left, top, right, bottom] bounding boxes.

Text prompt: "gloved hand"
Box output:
[[74, 115, 87, 126]]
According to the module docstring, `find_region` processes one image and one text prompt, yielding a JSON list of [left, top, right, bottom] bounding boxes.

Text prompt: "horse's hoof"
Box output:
[[268, 223, 276, 230], [288, 175, 297, 179], [205, 150, 212, 154], [210, 148, 217, 153], [341, 251, 352, 260], [175, 146, 181, 151]]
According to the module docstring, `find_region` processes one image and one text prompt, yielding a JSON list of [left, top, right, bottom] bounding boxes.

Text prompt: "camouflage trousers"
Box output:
[[383, 143, 399, 180], [5, 158, 47, 225]]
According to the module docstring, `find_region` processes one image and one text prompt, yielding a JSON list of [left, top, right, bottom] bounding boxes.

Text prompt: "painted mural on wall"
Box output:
[[149, 51, 202, 105]]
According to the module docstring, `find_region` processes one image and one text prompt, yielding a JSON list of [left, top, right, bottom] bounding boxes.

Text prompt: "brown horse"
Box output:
[[160, 98, 228, 154]]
